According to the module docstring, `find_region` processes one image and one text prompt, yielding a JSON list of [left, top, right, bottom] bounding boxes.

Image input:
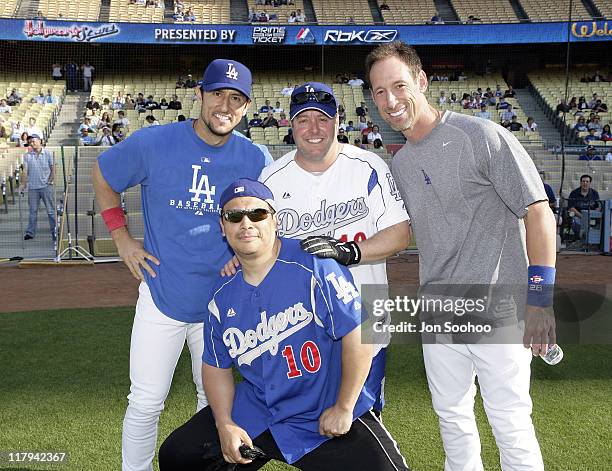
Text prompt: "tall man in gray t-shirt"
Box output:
[[366, 42, 557, 471]]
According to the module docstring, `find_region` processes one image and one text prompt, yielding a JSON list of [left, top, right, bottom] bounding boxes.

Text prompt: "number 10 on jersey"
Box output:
[[282, 341, 321, 379]]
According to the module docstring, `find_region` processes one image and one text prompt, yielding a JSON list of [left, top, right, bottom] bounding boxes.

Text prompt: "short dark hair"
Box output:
[[580, 174, 592, 182], [365, 41, 422, 85]]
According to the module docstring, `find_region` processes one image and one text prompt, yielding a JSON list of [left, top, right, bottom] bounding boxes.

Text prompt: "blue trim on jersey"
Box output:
[[98, 120, 270, 322], [367, 168, 378, 196], [203, 238, 376, 464]]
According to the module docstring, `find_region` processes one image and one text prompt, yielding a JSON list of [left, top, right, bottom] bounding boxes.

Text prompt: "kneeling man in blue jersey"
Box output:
[[159, 178, 410, 470]]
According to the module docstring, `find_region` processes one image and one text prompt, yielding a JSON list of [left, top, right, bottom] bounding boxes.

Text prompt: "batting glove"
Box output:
[[300, 236, 362, 266]]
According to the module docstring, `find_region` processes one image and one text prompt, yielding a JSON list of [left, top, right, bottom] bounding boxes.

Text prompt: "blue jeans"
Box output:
[[26, 186, 56, 240]]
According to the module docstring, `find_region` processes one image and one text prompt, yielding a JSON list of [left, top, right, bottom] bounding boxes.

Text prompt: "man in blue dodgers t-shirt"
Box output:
[[92, 59, 272, 471], [158, 179, 410, 470]]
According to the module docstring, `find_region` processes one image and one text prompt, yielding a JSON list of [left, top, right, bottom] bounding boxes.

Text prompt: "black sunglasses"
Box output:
[[222, 208, 275, 223], [291, 91, 336, 106]]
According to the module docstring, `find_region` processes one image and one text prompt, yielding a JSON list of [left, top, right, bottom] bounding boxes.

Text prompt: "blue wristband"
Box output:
[[527, 265, 556, 307]]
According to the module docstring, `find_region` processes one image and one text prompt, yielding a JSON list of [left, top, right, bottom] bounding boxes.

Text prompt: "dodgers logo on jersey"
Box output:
[[222, 302, 324, 366], [276, 198, 369, 238], [168, 164, 221, 215]]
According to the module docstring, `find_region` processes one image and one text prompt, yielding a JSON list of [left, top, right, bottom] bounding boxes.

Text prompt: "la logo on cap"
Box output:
[[234, 186, 245, 193], [226, 63, 238, 81]]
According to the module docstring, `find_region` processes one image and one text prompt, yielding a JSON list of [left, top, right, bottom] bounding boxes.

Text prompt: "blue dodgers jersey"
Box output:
[[98, 121, 272, 323], [203, 238, 376, 464]]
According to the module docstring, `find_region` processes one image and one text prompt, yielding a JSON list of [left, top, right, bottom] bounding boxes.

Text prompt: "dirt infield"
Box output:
[[1, 253, 610, 313]]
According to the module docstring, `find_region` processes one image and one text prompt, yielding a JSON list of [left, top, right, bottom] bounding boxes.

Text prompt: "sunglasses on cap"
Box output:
[[291, 91, 335, 105], [222, 208, 275, 223]]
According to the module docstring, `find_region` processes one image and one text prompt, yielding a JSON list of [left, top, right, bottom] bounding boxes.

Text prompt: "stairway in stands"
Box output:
[[514, 88, 563, 148], [16, 0, 39, 18], [229, 0, 248, 23], [47, 93, 90, 147]]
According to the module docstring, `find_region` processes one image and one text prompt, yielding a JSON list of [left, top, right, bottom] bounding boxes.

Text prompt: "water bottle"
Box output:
[[540, 344, 563, 365]]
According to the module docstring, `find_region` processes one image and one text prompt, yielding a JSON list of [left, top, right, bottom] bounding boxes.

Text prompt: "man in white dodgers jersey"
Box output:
[[159, 178, 411, 470], [259, 82, 411, 411]]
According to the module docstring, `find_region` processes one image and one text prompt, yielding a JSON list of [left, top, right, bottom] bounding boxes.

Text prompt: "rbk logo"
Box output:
[[189, 165, 216, 203], [226, 63, 238, 80], [421, 169, 432, 185]]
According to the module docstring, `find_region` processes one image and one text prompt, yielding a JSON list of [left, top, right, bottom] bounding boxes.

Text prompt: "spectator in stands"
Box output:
[[86, 95, 100, 111], [89, 109, 101, 128], [338, 116, 347, 132], [177, 114, 186, 122], [281, 82, 294, 97], [591, 70, 605, 82], [525, 117, 538, 132], [22, 134, 56, 241], [101, 98, 112, 110], [18, 131, 30, 148], [65, 62, 78, 92], [273, 100, 284, 113], [0, 99, 11, 114], [111, 122, 125, 142], [34, 92, 46, 105], [26, 118, 43, 139], [184, 7, 196, 21], [579, 145, 601, 161], [361, 121, 373, 144], [169, 94, 182, 110], [79, 128, 96, 146], [500, 104, 515, 125], [460, 93, 470, 108], [356, 101, 368, 117], [144, 115, 160, 127], [124, 94, 135, 110], [475, 103, 490, 120], [577, 96, 588, 111], [259, 99, 272, 114], [567, 174, 600, 240], [605, 151, 612, 162], [248, 112, 263, 129], [587, 114, 603, 133], [287, 11, 297, 22], [430, 12, 444, 24], [600, 124, 611, 141], [357, 115, 368, 131], [145, 95, 159, 110], [7, 88, 22, 106], [159, 98, 169, 111], [44, 89, 56, 104], [496, 96, 509, 110], [262, 111, 279, 128], [134, 94, 147, 113], [438, 91, 447, 105], [539, 171, 556, 211], [353, 137, 366, 149], [583, 128, 600, 143], [346, 120, 355, 132], [52, 63, 62, 81], [296, 9, 305, 21], [466, 15, 481, 23], [175, 75, 185, 88], [449, 92, 458, 104], [98, 126, 117, 146], [573, 116, 588, 137], [503, 85, 516, 98], [184, 75, 197, 88], [367, 124, 382, 144], [507, 115, 523, 132], [258, 11, 269, 22], [282, 128, 295, 144], [337, 128, 349, 143], [373, 138, 384, 149], [11, 121, 25, 142], [346, 16, 356, 25], [348, 75, 365, 88], [114, 110, 130, 131], [494, 84, 503, 98], [112, 91, 125, 110], [81, 63, 95, 92], [556, 99, 570, 115], [100, 111, 112, 128], [592, 99, 608, 113], [380, 1, 390, 10], [567, 96, 577, 111], [78, 117, 96, 135], [588, 93, 598, 109], [0, 118, 8, 139], [278, 112, 290, 127], [337, 104, 346, 122]]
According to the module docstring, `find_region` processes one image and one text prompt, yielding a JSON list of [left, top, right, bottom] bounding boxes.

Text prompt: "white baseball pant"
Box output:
[[122, 283, 207, 471], [422, 343, 544, 471]]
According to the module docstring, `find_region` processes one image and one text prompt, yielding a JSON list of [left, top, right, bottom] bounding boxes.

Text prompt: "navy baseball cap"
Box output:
[[289, 82, 338, 120], [220, 178, 276, 210], [199, 59, 252, 100], [29, 134, 42, 140]]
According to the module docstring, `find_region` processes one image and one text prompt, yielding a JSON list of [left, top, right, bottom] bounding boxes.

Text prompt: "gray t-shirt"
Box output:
[[392, 111, 546, 287]]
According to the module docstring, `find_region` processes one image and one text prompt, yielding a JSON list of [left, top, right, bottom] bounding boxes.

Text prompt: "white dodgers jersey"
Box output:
[[259, 144, 409, 289]]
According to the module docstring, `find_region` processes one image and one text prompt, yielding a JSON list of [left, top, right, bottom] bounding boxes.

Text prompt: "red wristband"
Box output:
[[101, 207, 127, 233]]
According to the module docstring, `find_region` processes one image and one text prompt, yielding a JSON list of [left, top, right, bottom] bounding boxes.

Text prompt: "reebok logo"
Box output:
[[282, 191, 291, 199]]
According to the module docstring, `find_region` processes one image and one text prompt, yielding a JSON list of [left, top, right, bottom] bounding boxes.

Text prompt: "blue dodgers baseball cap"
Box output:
[[289, 82, 338, 120], [199, 59, 252, 100], [220, 178, 276, 210]]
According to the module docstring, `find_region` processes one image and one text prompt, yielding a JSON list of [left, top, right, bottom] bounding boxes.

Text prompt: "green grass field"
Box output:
[[1, 307, 610, 470]]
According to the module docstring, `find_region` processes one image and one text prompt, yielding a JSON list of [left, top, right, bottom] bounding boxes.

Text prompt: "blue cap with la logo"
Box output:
[[199, 59, 252, 100]]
